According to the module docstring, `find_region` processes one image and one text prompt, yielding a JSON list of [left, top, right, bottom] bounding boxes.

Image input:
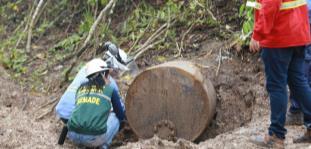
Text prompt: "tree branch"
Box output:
[[81, 0, 115, 51], [61, 0, 116, 85], [26, 0, 45, 53]]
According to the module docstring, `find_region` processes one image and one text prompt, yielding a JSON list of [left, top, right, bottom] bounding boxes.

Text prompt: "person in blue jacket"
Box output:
[[286, 0, 311, 126], [67, 58, 125, 148], [55, 42, 130, 145]]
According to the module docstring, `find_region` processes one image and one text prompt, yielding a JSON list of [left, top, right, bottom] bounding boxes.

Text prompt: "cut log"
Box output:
[[125, 61, 216, 141]]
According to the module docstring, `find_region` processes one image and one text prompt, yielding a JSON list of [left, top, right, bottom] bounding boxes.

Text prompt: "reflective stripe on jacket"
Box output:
[[247, 0, 307, 10]]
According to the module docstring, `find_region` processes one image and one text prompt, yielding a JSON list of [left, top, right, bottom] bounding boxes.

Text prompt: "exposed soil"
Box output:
[[196, 46, 267, 141], [0, 65, 73, 148], [1, 39, 311, 149]]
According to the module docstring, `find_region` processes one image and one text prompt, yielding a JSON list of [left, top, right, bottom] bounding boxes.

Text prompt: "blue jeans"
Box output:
[[290, 45, 311, 113], [261, 47, 311, 139], [68, 113, 120, 148]]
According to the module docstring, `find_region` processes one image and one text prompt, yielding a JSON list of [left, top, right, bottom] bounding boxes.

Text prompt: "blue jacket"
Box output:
[[55, 66, 125, 120]]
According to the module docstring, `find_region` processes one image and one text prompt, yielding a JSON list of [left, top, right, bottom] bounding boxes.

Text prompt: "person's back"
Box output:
[[55, 41, 128, 121], [66, 59, 125, 149], [253, 0, 310, 48], [67, 84, 113, 135], [55, 66, 120, 120]]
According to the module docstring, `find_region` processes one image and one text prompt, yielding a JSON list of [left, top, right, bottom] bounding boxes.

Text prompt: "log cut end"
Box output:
[[126, 61, 216, 141]]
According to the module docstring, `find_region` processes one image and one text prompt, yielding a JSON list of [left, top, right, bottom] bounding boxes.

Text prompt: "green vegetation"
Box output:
[[1, 48, 28, 77], [118, 0, 219, 52], [239, 2, 254, 44], [0, 0, 241, 90]]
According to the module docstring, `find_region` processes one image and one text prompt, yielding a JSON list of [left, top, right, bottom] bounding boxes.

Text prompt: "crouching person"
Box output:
[[67, 59, 125, 149], [56, 41, 127, 122]]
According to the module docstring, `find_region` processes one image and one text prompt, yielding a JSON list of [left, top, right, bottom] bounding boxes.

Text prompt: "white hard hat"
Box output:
[[85, 58, 109, 77]]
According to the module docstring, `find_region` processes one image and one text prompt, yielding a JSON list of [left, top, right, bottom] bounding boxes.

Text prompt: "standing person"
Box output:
[[247, 0, 311, 148], [286, 0, 311, 125], [67, 59, 125, 149]]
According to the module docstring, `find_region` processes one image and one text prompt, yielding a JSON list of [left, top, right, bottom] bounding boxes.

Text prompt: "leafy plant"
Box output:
[[1, 48, 28, 75], [239, 2, 254, 43], [87, 0, 108, 6], [50, 34, 81, 52], [118, 0, 214, 52], [48, 34, 81, 62], [36, 20, 54, 35], [79, 10, 95, 35]]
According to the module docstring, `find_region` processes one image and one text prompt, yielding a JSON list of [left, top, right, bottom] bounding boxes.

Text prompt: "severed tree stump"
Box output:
[[125, 61, 216, 141]]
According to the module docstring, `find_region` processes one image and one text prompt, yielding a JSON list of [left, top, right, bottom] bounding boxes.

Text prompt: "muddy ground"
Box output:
[[1, 41, 311, 149]]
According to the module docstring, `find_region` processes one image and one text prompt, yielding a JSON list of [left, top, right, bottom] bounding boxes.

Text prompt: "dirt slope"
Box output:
[[1, 45, 311, 149], [0, 66, 74, 149]]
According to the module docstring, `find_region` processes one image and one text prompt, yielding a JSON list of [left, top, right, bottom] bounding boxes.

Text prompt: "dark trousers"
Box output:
[[290, 45, 311, 113], [261, 47, 311, 139]]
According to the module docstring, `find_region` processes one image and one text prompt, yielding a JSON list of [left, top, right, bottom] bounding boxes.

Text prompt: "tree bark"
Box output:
[[26, 0, 45, 53]]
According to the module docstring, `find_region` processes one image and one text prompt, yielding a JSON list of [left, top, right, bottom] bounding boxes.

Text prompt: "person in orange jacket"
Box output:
[[247, 0, 311, 148], [286, 0, 311, 125]]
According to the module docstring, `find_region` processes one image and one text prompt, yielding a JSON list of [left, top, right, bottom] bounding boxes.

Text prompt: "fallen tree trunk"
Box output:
[[125, 61, 216, 141]]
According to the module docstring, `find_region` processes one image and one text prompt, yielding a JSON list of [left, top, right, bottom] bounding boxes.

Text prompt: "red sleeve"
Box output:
[[252, 0, 282, 41]]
